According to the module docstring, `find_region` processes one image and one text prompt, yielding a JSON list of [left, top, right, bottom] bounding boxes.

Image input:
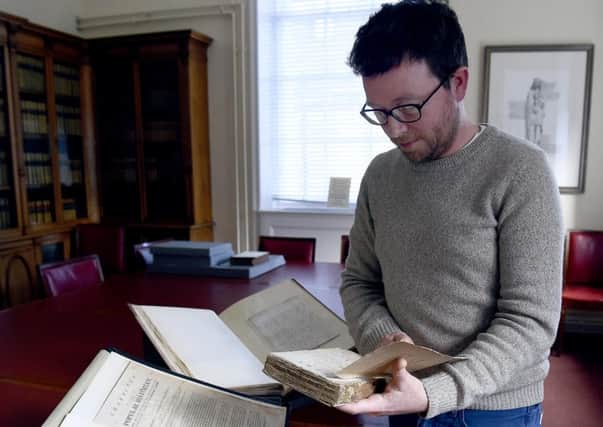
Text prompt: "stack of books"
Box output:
[[147, 241, 286, 279]]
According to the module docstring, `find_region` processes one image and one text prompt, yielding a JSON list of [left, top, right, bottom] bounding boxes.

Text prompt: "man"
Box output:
[[338, 1, 564, 426]]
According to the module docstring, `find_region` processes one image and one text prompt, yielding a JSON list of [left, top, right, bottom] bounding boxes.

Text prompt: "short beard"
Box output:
[[422, 102, 460, 162]]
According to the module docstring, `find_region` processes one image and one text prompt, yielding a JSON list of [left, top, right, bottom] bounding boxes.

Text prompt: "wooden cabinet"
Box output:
[[90, 31, 214, 243], [0, 12, 97, 306]]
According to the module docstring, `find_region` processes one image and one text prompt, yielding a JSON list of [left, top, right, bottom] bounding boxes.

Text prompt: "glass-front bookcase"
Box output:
[[91, 30, 214, 242], [139, 59, 186, 222], [0, 49, 17, 231], [16, 53, 55, 227], [54, 61, 87, 221], [95, 58, 139, 220]]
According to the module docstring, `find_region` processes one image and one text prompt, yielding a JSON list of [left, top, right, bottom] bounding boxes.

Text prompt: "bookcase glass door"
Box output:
[[96, 59, 140, 220], [140, 60, 187, 222], [0, 50, 18, 230], [54, 61, 87, 221], [17, 53, 55, 226]]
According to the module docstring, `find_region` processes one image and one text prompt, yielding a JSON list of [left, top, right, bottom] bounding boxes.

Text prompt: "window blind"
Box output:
[[257, 0, 391, 208]]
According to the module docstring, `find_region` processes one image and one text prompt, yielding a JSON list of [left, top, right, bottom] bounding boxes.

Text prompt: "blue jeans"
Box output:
[[390, 403, 542, 427]]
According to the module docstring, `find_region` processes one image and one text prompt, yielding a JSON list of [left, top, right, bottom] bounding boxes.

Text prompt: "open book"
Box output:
[[129, 279, 354, 396], [42, 349, 286, 427], [263, 341, 465, 407]]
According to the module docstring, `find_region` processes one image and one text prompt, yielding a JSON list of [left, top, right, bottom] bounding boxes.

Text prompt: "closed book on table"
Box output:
[[150, 240, 233, 257], [153, 251, 233, 268], [230, 251, 270, 266], [148, 254, 286, 279]]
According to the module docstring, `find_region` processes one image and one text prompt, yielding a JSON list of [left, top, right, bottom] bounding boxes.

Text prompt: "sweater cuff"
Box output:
[[421, 371, 459, 418]]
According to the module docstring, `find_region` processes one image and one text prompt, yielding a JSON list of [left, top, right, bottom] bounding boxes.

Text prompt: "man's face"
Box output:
[[362, 60, 460, 162]]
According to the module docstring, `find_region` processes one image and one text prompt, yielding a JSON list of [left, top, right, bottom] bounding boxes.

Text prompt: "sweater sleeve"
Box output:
[[421, 150, 564, 417], [340, 173, 403, 354]]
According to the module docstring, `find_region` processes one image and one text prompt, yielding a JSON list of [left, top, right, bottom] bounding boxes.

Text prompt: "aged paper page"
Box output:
[[130, 304, 277, 391], [219, 279, 354, 363], [60, 352, 286, 427], [337, 341, 464, 377]]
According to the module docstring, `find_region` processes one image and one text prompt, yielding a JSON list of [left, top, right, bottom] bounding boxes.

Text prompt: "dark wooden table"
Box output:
[[0, 262, 387, 426]]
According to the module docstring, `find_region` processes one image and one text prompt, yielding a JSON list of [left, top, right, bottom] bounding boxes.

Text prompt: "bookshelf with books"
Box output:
[[0, 47, 18, 233], [90, 31, 214, 244], [0, 11, 97, 307]]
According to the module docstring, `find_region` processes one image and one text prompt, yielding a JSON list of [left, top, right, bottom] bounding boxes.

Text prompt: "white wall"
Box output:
[[0, 0, 81, 34], [453, 0, 603, 230]]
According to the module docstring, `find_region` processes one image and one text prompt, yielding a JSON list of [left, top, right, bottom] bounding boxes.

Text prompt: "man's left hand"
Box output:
[[337, 358, 428, 416]]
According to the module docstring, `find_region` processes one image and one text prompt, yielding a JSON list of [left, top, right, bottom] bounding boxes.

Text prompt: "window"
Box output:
[[257, 0, 390, 210]]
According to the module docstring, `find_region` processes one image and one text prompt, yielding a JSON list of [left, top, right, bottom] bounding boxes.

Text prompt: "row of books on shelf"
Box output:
[[56, 104, 82, 136], [0, 98, 5, 136], [0, 150, 11, 187], [28, 199, 53, 225], [147, 240, 283, 279], [54, 63, 80, 98], [44, 278, 462, 426], [0, 198, 13, 229], [62, 198, 78, 221], [25, 152, 53, 186], [20, 100, 48, 135], [17, 56, 45, 94]]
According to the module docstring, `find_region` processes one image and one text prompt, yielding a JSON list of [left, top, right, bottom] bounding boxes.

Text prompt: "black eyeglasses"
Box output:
[[360, 77, 449, 125]]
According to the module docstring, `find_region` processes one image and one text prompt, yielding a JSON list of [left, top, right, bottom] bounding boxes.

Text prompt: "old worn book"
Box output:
[[42, 349, 286, 427], [130, 279, 354, 397], [230, 251, 270, 266], [263, 341, 465, 407]]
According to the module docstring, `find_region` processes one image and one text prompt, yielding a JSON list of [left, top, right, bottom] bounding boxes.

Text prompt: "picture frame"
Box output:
[[482, 44, 594, 193]]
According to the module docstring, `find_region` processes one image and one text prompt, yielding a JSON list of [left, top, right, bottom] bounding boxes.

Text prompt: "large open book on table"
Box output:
[[129, 279, 354, 397], [42, 349, 286, 427], [263, 341, 465, 407]]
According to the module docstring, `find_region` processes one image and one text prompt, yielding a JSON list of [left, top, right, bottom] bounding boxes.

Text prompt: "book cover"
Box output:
[[230, 251, 270, 266], [150, 240, 233, 257], [147, 254, 286, 279]]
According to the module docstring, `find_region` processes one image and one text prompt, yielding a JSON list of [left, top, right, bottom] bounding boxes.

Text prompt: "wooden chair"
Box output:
[[76, 223, 126, 274], [38, 254, 104, 297], [554, 230, 603, 354], [258, 236, 316, 264], [340, 235, 350, 264]]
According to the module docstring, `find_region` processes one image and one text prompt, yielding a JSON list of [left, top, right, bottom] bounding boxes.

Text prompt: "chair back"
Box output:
[[39, 255, 104, 297], [340, 235, 350, 264], [77, 223, 126, 274], [258, 236, 316, 264], [565, 230, 603, 285]]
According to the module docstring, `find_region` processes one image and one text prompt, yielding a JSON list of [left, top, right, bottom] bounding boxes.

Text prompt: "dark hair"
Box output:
[[348, 0, 468, 84]]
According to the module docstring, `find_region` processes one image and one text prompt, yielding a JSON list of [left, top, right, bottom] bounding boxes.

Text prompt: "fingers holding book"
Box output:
[[336, 357, 428, 417]]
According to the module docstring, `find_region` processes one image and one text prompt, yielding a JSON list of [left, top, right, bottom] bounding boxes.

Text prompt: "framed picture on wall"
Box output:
[[482, 44, 594, 193]]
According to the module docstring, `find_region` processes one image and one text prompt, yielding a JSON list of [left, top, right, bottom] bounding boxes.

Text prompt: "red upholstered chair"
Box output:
[[76, 223, 126, 274], [38, 255, 104, 297], [258, 236, 316, 264], [555, 230, 603, 353], [340, 235, 350, 264]]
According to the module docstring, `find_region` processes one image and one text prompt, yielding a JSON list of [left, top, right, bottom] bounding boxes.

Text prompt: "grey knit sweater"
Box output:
[[340, 125, 564, 418]]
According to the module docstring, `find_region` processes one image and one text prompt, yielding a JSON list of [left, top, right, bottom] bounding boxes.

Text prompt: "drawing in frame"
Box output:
[[482, 44, 593, 193]]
